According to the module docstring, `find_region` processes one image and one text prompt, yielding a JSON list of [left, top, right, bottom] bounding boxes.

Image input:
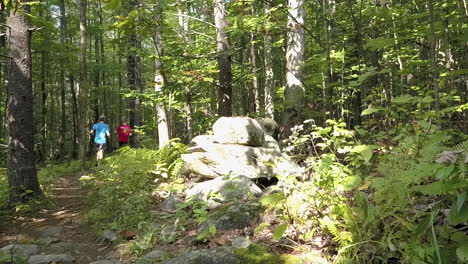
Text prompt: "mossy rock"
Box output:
[[235, 244, 303, 264], [199, 201, 263, 234]]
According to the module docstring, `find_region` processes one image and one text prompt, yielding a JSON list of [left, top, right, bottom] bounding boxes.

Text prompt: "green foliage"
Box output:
[[85, 141, 186, 231], [234, 244, 302, 264]]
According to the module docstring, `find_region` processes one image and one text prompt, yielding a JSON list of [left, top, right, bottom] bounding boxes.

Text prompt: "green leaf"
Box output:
[[364, 38, 394, 50], [436, 165, 455, 180], [457, 243, 468, 262], [415, 215, 431, 236], [392, 94, 414, 104], [254, 223, 271, 233], [457, 191, 467, 214], [350, 145, 377, 163], [272, 223, 288, 240], [449, 203, 468, 225], [341, 176, 362, 191], [260, 192, 285, 208], [361, 107, 380, 116]]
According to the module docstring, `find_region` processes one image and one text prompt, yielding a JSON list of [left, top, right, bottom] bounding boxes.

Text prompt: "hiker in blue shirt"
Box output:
[[90, 115, 110, 162]]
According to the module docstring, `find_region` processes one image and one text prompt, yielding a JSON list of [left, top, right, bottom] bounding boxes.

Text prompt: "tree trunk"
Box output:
[[127, 0, 142, 147], [153, 3, 170, 147], [7, 1, 42, 204], [250, 32, 260, 115], [78, 0, 89, 162], [428, 0, 439, 112], [214, 0, 232, 117], [59, 0, 67, 158], [283, 0, 306, 136], [177, 0, 193, 141], [264, 2, 275, 119]]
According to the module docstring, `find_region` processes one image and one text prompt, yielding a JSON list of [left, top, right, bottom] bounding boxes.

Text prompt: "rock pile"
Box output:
[[179, 117, 302, 207]]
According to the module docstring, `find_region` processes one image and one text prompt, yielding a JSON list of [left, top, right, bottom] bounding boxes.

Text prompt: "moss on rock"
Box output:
[[234, 244, 303, 264]]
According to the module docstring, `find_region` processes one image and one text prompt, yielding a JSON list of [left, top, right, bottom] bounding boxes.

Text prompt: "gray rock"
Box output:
[[160, 225, 177, 243], [199, 202, 263, 233], [180, 144, 279, 179], [28, 254, 75, 264], [263, 135, 280, 151], [135, 250, 167, 264], [435, 150, 464, 164], [90, 260, 120, 264], [231, 237, 251, 249], [39, 237, 60, 246], [186, 176, 262, 209], [212, 117, 265, 147], [102, 230, 117, 241], [163, 247, 240, 264], [181, 137, 302, 180], [46, 242, 88, 254], [191, 135, 216, 147], [160, 194, 184, 213], [39, 226, 64, 238], [1, 244, 39, 258]]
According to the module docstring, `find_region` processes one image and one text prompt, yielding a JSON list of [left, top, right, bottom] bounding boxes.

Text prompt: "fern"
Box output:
[[444, 140, 468, 152]]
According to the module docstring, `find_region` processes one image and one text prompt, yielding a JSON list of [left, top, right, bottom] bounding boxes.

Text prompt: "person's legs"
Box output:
[[95, 144, 106, 161]]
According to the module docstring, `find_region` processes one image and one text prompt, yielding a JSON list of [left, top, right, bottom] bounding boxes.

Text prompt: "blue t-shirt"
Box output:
[[92, 122, 110, 144]]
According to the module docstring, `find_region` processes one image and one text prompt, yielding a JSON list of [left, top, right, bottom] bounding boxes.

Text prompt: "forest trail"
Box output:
[[0, 172, 121, 263]]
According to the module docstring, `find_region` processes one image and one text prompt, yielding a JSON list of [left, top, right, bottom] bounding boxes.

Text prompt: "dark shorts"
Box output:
[[95, 143, 107, 151], [118, 141, 128, 147]]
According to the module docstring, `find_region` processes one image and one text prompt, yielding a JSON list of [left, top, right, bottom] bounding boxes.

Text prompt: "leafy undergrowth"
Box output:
[[83, 140, 187, 252], [79, 121, 468, 263], [271, 120, 468, 263]]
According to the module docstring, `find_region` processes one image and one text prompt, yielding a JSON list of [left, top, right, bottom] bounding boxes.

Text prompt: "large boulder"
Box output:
[[163, 247, 240, 264], [185, 175, 262, 208], [1, 244, 39, 258], [212, 117, 265, 147], [180, 143, 302, 179]]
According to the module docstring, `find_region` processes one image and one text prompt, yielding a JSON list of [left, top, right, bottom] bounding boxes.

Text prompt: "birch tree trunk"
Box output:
[[214, 0, 232, 117], [153, 3, 169, 147], [7, 0, 42, 204], [264, 2, 275, 119], [283, 0, 305, 135]]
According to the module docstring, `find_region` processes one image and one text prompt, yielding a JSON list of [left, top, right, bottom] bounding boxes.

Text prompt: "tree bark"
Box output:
[[127, 0, 142, 147], [250, 32, 260, 115], [153, 2, 170, 147], [78, 0, 89, 162], [264, 2, 275, 119], [283, 0, 305, 136], [214, 0, 232, 117], [7, 0, 42, 204], [59, 0, 67, 158], [177, 0, 193, 141]]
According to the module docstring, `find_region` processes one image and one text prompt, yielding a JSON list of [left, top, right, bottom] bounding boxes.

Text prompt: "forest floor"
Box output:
[[0, 172, 121, 263]]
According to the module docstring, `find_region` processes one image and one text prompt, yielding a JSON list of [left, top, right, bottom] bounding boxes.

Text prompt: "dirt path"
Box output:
[[0, 172, 121, 263]]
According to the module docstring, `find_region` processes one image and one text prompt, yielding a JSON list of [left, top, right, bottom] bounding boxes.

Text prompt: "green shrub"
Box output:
[[235, 244, 302, 264], [85, 140, 186, 232]]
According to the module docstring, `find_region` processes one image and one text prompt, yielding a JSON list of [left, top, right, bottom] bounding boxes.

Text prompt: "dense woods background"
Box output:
[[0, 0, 466, 160], [0, 0, 467, 263]]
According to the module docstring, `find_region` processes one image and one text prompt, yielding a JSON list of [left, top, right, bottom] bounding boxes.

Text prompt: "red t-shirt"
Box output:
[[116, 125, 132, 142]]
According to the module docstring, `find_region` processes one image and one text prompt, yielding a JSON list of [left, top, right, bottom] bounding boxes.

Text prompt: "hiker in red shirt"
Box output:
[[115, 121, 133, 147]]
